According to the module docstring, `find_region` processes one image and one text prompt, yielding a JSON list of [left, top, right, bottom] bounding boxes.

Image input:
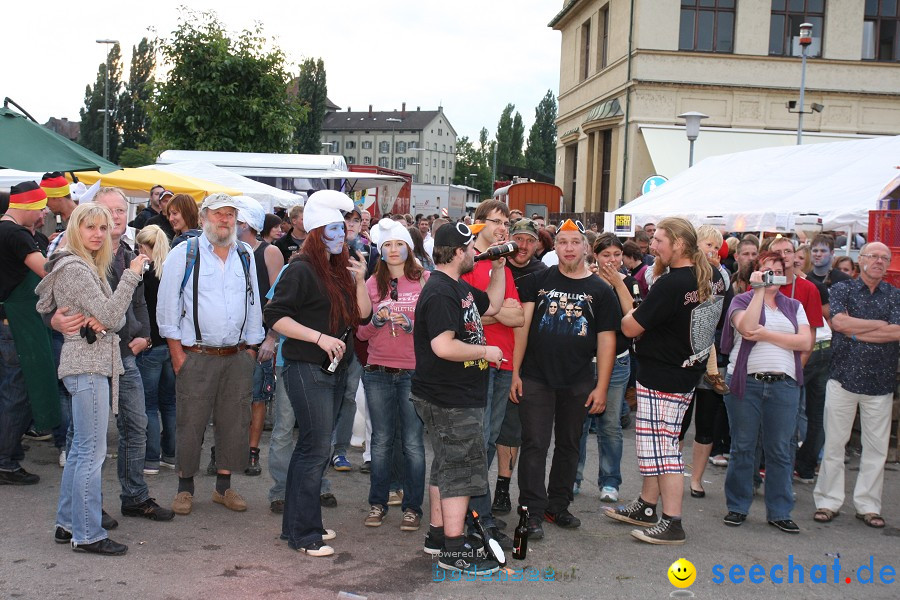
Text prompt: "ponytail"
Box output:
[[692, 248, 713, 302], [135, 224, 170, 279], [656, 217, 714, 302]]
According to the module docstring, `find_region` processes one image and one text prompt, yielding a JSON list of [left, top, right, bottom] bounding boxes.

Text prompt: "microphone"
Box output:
[[474, 241, 518, 262]]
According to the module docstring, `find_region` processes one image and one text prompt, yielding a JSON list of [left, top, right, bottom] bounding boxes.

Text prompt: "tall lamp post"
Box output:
[[96, 39, 118, 161], [678, 111, 708, 168], [796, 22, 813, 145]]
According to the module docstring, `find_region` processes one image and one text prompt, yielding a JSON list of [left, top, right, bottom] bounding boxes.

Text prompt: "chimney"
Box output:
[[402, 102, 406, 117], [417, 106, 421, 111], [368, 105, 373, 117], [347, 106, 351, 112]]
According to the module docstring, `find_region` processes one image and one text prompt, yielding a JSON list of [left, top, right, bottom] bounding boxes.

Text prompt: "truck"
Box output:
[[410, 183, 467, 221], [347, 165, 412, 219]]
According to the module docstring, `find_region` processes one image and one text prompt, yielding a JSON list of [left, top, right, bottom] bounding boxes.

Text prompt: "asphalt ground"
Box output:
[[1, 417, 898, 600]]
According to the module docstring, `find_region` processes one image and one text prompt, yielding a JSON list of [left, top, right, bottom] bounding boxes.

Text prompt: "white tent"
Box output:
[[614, 135, 900, 233], [145, 161, 302, 211]]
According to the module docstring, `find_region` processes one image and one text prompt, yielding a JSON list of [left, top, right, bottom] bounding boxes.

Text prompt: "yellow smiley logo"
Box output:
[[668, 558, 696, 588]]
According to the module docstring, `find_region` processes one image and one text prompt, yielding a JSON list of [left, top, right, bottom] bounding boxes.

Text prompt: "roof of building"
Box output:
[[322, 109, 447, 133], [548, 0, 586, 28]]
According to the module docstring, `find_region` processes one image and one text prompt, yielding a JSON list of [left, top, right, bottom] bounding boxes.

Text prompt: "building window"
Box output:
[[379, 141, 390, 153], [346, 156, 355, 164], [395, 157, 406, 169], [364, 156, 372, 165], [345, 141, 356, 150], [409, 141, 418, 150], [449, 161, 453, 169], [433, 159, 437, 167], [599, 5, 609, 69], [330, 141, 340, 153], [442, 144, 446, 151], [432, 176, 436, 184], [438, 128, 443, 135], [441, 177, 445, 184], [769, 0, 824, 57], [441, 160, 446, 168], [396, 141, 407, 153], [679, 0, 735, 53], [362, 141, 373, 150], [580, 18, 591, 80], [378, 157, 389, 168], [863, 0, 900, 61]]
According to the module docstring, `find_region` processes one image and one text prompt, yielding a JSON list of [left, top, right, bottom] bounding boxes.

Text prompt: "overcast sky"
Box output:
[[3, 0, 561, 146]]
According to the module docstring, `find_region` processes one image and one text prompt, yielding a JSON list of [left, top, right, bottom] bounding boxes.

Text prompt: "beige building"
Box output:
[[550, 0, 900, 213], [321, 104, 457, 185]]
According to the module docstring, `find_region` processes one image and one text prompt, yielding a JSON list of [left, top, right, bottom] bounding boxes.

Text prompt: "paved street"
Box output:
[[1, 422, 898, 600]]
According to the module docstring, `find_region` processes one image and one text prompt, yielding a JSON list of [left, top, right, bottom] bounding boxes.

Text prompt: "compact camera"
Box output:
[[762, 270, 787, 286]]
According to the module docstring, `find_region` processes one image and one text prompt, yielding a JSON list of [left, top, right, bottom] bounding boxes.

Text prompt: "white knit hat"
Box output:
[[370, 217, 413, 251], [236, 195, 265, 233], [303, 190, 354, 232]]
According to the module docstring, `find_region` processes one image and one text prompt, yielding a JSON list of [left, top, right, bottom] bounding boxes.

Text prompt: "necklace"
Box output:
[[1, 214, 20, 225]]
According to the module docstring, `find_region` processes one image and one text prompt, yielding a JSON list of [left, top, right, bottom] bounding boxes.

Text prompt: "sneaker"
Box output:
[[321, 528, 336, 541], [160, 457, 177, 470], [365, 505, 386, 527], [573, 481, 581, 496], [600, 486, 619, 503], [630, 516, 686, 545], [0, 467, 40, 485], [438, 542, 500, 575], [709, 455, 728, 467], [212, 489, 247, 512], [387, 490, 403, 506], [604, 497, 658, 526], [525, 515, 544, 540], [73, 538, 128, 556], [121, 498, 175, 521], [23, 428, 53, 441], [400, 509, 421, 531], [793, 471, 815, 484], [245, 448, 262, 476], [101, 510, 118, 530], [544, 508, 581, 529], [320, 493, 337, 508], [143, 465, 160, 475], [172, 492, 193, 515], [297, 540, 334, 557], [486, 526, 513, 549], [491, 487, 512, 514], [359, 460, 371, 474], [54, 526, 72, 544], [58, 450, 67, 468], [768, 519, 800, 534], [723, 511, 747, 527], [704, 372, 730, 395], [332, 455, 351, 472], [424, 530, 443, 555], [270, 499, 284, 514], [206, 447, 217, 476]]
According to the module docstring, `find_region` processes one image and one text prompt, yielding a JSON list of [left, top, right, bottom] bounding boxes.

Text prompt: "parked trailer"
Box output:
[[411, 183, 467, 221], [347, 165, 412, 219], [492, 181, 563, 220]]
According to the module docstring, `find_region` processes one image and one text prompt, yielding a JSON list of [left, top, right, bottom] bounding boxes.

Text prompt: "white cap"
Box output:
[[370, 217, 413, 251], [236, 195, 265, 232], [201, 193, 241, 212], [303, 190, 354, 232]]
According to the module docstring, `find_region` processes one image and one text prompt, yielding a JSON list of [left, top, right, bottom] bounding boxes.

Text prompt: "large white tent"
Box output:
[[614, 135, 900, 233]]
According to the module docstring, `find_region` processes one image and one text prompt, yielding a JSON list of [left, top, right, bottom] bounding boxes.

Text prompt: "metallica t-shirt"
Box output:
[[520, 267, 620, 387]]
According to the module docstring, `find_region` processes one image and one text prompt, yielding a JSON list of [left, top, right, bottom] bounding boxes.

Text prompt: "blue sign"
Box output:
[[642, 175, 668, 195]]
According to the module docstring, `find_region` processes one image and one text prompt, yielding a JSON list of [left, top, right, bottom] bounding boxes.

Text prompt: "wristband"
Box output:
[[851, 334, 857, 342], [317, 332, 323, 344]]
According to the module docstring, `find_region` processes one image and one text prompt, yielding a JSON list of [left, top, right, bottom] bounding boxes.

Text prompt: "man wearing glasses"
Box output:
[[768, 238, 824, 364], [813, 243, 900, 529]]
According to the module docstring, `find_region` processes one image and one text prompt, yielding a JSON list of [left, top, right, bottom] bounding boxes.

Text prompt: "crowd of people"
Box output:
[[1, 177, 898, 575]]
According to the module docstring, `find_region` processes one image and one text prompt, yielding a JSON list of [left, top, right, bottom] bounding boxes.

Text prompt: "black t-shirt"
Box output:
[[520, 267, 621, 387], [615, 274, 639, 356], [633, 266, 726, 393], [807, 268, 851, 290], [411, 270, 490, 408], [274, 233, 305, 264], [507, 258, 546, 301], [0, 220, 42, 302], [146, 213, 175, 240]]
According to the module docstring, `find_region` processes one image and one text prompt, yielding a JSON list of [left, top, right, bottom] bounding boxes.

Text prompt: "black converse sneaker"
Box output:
[[438, 541, 500, 576], [630, 516, 686, 545], [604, 497, 658, 526]]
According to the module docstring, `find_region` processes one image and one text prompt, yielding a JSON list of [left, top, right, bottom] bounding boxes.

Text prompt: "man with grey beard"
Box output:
[[157, 194, 265, 516]]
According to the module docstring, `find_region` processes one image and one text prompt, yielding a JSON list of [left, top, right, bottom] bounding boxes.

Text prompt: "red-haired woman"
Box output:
[[264, 191, 372, 557]]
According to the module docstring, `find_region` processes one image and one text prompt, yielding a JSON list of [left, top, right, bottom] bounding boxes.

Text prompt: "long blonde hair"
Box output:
[[656, 217, 713, 302], [65, 203, 114, 278], [135, 224, 170, 278]]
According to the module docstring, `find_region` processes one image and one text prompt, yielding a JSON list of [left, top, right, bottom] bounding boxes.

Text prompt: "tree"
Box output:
[[524, 90, 558, 177], [293, 58, 327, 154], [79, 43, 123, 162], [154, 9, 306, 152], [495, 103, 524, 169], [453, 131, 493, 197], [119, 37, 156, 151]]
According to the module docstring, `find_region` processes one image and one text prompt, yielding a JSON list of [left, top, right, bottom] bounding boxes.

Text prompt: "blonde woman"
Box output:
[[36, 203, 149, 556], [135, 225, 177, 474]]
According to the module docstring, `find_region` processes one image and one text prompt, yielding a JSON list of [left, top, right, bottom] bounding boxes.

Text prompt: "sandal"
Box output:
[[856, 513, 885, 528], [704, 372, 731, 396], [813, 508, 838, 523]]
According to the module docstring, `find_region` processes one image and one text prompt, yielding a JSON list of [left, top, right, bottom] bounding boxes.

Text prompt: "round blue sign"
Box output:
[[642, 175, 668, 195]]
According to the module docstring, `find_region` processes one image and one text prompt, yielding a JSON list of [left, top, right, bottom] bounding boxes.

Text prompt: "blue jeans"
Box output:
[[282, 360, 348, 549], [576, 353, 630, 489], [0, 321, 30, 471], [362, 369, 425, 514], [116, 355, 149, 506], [50, 331, 72, 451], [137, 345, 177, 466], [468, 367, 512, 528], [57, 374, 110, 545], [724, 375, 800, 521], [268, 365, 292, 503], [332, 357, 361, 456]]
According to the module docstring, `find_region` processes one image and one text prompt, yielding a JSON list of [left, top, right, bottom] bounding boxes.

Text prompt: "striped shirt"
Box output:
[[728, 303, 808, 379]]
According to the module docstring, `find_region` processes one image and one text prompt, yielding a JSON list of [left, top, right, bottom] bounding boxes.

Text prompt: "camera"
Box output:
[[142, 262, 151, 273], [762, 270, 787, 286]]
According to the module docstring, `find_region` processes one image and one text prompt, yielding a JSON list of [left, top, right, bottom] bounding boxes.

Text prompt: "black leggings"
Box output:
[[679, 389, 728, 445]]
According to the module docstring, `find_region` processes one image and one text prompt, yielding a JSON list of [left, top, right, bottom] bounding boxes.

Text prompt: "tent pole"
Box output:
[[846, 224, 852, 256]]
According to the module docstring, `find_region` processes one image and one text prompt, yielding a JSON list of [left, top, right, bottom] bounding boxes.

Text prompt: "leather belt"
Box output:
[[364, 364, 408, 374], [182, 343, 246, 356], [752, 372, 787, 382], [812, 340, 831, 351]]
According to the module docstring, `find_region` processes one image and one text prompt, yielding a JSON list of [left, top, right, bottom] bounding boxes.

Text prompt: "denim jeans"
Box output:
[[724, 375, 800, 521], [468, 367, 513, 528], [57, 374, 110, 545], [576, 353, 630, 489], [268, 365, 292, 503], [116, 355, 149, 506], [137, 345, 177, 466], [362, 369, 425, 514], [0, 321, 30, 471], [282, 360, 348, 549], [50, 330, 72, 451], [332, 357, 361, 456], [795, 346, 831, 479]]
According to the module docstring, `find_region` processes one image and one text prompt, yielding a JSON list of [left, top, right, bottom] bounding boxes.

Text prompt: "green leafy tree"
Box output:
[[119, 37, 156, 151], [79, 43, 123, 162], [495, 103, 525, 169], [154, 10, 306, 152], [293, 58, 327, 154], [524, 90, 558, 177], [453, 130, 493, 197]]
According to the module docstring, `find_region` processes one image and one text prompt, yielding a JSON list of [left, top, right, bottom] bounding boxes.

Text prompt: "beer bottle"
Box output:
[[470, 509, 506, 566], [321, 327, 352, 375], [512, 505, 529, 560], [631, 282, 642, 308]]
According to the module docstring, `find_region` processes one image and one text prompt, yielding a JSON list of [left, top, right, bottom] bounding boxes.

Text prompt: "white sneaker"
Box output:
[[58, 450, 67, 468], [600, 486, 619, 503], [322, 529, 336, 541], [143, 466, 160, 475]]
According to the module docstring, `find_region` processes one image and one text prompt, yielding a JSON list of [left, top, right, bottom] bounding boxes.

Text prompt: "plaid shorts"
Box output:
[[634, 382, 694, 476]]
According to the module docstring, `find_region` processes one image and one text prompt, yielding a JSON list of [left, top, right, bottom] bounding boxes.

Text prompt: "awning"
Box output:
[[71, 168, 240, 202], [639, 124, 878, 180]]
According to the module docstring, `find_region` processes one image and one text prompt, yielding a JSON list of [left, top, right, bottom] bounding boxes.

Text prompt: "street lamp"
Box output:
[[677, 111, 708, 168], [796, 22, 813, 145], [465, 173, 477, 188], [96, 39, 118, 161], [386, 117, 402, 171], [321, 141, 332, 154]]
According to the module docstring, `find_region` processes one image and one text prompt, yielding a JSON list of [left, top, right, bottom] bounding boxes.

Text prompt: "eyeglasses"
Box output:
[[771, 248, 795, 256], [860, 254, 891, 262], [484, 218, 511, 228], [390, 278, 398, 301]]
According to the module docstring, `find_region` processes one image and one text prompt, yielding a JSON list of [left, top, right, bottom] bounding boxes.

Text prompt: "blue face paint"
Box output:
[[323, 222, 345, 255]]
